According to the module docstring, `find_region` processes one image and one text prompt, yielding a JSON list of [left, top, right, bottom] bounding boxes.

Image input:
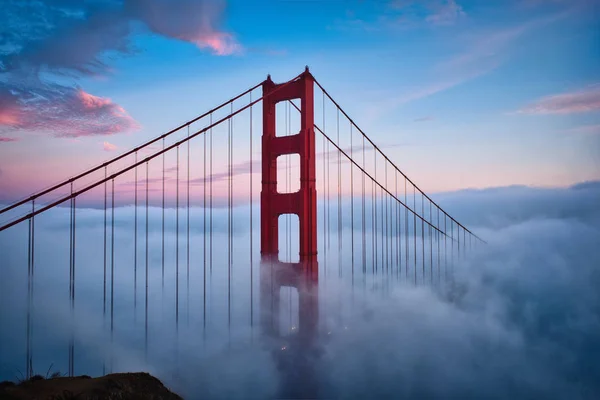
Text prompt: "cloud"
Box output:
[[0, 83, 140, 137], [125, 0, 241, 56], [518, 85, 600, 115], [424, 0, 466, 25], [413, 116, 434, 122], [365, 12, 569, 120], [334, 0, 466, 32], [389, 0, 466, 26], [1, 182, 599, 397], [0, 136, 18, 142], [0, 0, 239, 139], [103, 141, 118, 151], [0, 0, 240, 76]]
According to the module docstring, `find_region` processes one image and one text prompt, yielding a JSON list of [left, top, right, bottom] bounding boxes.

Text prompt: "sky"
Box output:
[[1, 3, 600, 397], [0, 0, 599, 203]]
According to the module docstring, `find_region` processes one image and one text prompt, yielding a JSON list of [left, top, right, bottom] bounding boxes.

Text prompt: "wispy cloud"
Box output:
[[333, 1, 467, 31], [365, 11, 569, 120], [414, 116, 434, 122], [518, 85, 600, 115], [0, 84, 140, 137], [103, 141, 118, 152], [424, 0, 466, 26], [0, 136, 18, 142]]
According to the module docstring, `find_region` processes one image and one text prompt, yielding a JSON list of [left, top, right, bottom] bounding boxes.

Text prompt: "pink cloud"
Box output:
[[0, 84, 140, 138], [131, 0, 242, 56], [103, 141, 118, 151], [519, 85, 600, 115], [0, 137, 19, 142], [190, 32, 241, 56], [0, 108, 20, 126], [79, 90, 113, 109], [0, 92, 22, 126]]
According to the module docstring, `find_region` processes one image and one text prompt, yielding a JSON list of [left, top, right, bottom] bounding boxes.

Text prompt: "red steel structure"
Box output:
[[260, 68, 319, 346], [260, 67, 317, 263]]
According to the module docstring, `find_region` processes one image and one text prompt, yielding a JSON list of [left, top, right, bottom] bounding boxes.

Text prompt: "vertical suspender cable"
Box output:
[[231, 103, 234, 313], [450, 220, 454, 282], [325, 95, 330, 252], [26, 199, 35, 379], [464, 230, 467, 264], [103, 167, 107, 375], [162, 138, 165, 293], [374, 149, 377, 274], [203, 113, 207, 334], [68, 182, 73, 376], [187, 126, 190, 325], [395, 171, 399, 279], [145, 161, 149, 359], [421, 193, 425, 284], [110, 178, 115, 372], [322, 92, 327, 272], [228, 103, 232, 337], [284, 102, 292, 260], [361, 134, 366, 276], [380, 169, 384, 277], [210, 113, 213, 275], [176, 145, 180, 330], [26, 214, 31, 379], [371, 152, 375, 275], [437, 208, 441, 286], [249, 92, 254, 328], [384, 163, 388, 275], [337, 109, 341, 278], [444, 214, 447, 284], [405, 179, 408, 281], [458, 225, 461, 278], [134, 152, 138, 318], [72, 196, 76, 376], [430, 201, 433, 286], [31, 200, 35, 378], [350, 124, 354, 284], [413, 185, 417, 285]]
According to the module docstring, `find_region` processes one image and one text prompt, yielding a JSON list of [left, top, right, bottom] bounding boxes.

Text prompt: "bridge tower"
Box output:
[[260, 67, 317, 263], [260, 67, 318, 340]]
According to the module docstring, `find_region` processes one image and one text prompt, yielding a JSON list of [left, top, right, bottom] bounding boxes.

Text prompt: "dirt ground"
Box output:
[[0, 372, 183, 400]]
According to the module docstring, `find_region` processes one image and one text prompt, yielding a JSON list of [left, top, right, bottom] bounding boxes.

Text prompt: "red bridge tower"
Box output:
[[260, 67, 318, 342]]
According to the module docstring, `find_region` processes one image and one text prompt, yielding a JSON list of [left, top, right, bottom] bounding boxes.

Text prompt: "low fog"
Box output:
[[1, 181, 599, 399]]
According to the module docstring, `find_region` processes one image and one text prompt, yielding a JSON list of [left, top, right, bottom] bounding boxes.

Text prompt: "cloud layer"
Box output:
[[1, 182, 599, 398], [0, 0, 239, 140]]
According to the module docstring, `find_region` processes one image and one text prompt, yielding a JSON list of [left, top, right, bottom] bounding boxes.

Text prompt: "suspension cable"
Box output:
[[312, 77, 484, 244], [1, 81, 264, 217], [1, 73, 304, 233]]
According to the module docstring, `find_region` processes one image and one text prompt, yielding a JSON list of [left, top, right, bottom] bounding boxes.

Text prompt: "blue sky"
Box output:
[[0, 0, 599, 200]]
